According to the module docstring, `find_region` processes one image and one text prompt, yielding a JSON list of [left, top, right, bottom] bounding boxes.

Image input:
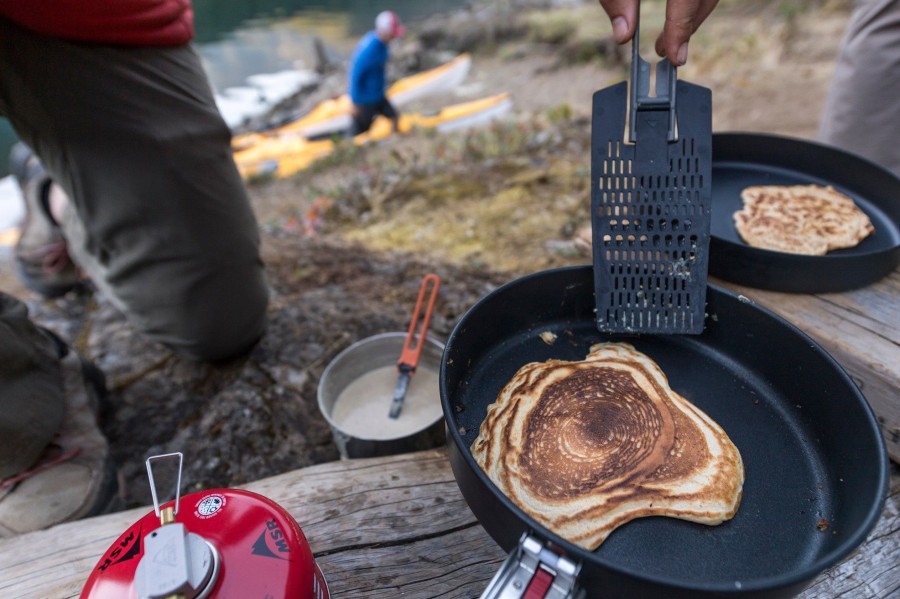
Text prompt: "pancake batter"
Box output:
[[332, 365, 441, 440]]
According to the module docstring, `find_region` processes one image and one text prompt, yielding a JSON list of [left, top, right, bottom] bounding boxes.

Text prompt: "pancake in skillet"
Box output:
[[733, 185, 874, 255], [471, 342, 744, 550]]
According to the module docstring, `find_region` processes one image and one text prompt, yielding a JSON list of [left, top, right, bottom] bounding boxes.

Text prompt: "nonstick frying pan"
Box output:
[[709, 133, 900, 293], [440, 265, 887, 598]]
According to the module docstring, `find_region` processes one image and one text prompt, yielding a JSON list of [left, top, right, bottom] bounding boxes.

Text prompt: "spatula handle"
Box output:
[[629, 0, 677, 143]]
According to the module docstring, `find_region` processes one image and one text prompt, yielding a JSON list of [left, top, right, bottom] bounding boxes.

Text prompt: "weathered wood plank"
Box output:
[[799, 471, 900, 599], [0, 510, 142, 599], [713, 268, 900, 463], [248, 452, 481, 552], [317, 525, 505, 598], [0, 449, 896, 599]]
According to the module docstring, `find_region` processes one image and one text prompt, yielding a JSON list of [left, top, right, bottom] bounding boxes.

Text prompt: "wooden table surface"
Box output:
[[0, 448, 896, 599], [1, 269, 896, 598]]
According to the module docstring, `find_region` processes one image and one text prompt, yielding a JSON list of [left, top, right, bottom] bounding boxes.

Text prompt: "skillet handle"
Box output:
[[398, 273, 441, 369], [480, 533, 584, 599]]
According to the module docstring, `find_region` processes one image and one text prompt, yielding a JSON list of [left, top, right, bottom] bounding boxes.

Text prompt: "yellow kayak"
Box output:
[[235, 92, 512, 180], [232, 54, 471, 151]]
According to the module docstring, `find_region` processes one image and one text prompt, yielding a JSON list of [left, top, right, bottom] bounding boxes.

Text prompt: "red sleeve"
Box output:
[[0, 0, 195, 46]]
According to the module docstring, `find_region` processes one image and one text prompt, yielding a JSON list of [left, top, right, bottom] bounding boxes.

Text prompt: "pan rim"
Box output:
[[709, 132, 900, 292], [440, 264, 889, 594], [712, 136, 900, 259]]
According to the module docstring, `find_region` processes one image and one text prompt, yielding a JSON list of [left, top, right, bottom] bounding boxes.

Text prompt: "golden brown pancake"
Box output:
[[733, 185, 874, 255], [471, 342, 744, 550]]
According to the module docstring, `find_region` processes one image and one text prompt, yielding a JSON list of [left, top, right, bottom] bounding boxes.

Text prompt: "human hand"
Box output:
[[598, 0, 719, 66]]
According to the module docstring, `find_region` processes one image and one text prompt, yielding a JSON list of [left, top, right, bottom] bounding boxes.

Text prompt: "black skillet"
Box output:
[[440, 265, 888, 598], [710, 133, 900, 293]]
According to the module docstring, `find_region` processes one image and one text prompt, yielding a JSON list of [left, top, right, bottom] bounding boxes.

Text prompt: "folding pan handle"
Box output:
[[629, 0, 677, 143], [397, 273, 441, 369], [480, 533, 584, 599]]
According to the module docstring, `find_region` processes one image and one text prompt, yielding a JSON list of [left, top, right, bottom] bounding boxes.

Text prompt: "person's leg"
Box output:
[[0, 17, 268, 361], [0, 293, 64, 480], [349, 104, 377, 137], [377, 98, 400, 134], [7, 142, 84, 298], [818, 0, 900, 176], [0, 292, 116, 537]]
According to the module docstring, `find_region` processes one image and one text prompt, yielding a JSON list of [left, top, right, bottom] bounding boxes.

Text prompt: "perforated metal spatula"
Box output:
[[591, 7, 712, 334]]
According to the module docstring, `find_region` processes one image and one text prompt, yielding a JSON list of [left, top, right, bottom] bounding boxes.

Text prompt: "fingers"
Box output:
[[599, 0, 719, 65], [654, 0, 719, 65], [597, 0, 638, 44]]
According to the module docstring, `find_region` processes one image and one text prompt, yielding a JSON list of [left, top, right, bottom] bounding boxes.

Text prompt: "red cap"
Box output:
[[375, 10, 405, 38]]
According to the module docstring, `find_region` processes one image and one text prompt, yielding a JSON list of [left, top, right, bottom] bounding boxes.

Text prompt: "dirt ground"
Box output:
[[1, 0, 853, 507]]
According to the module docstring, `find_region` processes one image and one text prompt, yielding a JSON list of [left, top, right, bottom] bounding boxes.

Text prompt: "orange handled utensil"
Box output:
[[389, 273, 441, 419]]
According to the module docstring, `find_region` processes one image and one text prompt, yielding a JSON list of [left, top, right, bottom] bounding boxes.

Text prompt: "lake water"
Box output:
[[0, 0, 466, 177]]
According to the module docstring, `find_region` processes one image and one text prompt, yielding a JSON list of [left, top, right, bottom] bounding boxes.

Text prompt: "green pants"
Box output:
[[0, 18, 269, 477], [0, 293, 64, 480], [0, 17, 268, 361]]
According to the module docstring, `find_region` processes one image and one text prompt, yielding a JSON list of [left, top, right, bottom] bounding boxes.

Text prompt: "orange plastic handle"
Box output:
[[398, 273, 441, 369]]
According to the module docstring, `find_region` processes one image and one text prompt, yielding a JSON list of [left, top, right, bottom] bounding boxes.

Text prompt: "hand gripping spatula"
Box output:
[[591, 8, 712, 334]]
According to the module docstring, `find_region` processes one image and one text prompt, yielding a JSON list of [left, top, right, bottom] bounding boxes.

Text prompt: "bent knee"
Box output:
[[176, 302, 268, 362], [172, 282, 269, 361], [133, 268, 270, 362]]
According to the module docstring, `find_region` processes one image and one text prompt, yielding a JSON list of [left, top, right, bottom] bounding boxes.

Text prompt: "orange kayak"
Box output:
[[232, 54, 472, 151], [235, 92, 512, 180]]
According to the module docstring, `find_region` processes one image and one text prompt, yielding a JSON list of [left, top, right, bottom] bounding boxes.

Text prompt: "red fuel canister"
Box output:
[[81, 454, 329, 599]]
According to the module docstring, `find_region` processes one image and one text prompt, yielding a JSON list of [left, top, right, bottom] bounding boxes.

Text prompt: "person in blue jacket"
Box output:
[[348, 10, 406, 136]]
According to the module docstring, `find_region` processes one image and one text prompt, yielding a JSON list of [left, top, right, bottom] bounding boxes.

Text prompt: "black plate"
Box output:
[[710, 133, 900, 292], [441, 266, 888, 598]]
